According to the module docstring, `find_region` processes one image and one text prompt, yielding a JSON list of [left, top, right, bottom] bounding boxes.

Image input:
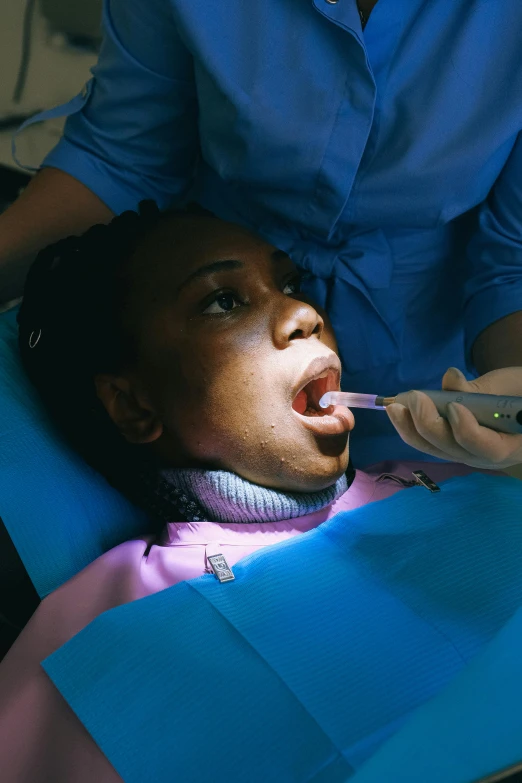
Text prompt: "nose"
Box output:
[[273, 297, 324, 348]]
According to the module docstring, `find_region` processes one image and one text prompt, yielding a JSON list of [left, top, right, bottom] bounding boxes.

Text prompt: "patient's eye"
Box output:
[[282, 274, 302, 295], [202, 291, 243, 314]]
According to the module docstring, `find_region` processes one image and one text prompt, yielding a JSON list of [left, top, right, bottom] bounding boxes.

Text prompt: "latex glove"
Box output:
[[386, 366, 522, 469]]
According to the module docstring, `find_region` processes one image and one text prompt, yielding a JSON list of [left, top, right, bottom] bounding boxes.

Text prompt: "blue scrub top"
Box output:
[[15, 0, 522, 465]]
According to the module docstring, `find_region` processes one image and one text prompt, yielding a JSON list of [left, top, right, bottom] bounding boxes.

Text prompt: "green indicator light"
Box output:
[[494, 413, 500, 418]]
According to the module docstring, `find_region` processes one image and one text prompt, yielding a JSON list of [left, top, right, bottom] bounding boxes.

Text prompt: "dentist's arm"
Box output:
[[472, 311, 522, 374], [0, 0, 199, 304], [464, 132, 522, 379], [0, 168, 113, 303], [390, 127, 522, 469]]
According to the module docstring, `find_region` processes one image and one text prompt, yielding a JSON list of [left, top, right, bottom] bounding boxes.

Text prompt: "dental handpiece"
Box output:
[[319, 390, 522, 435]]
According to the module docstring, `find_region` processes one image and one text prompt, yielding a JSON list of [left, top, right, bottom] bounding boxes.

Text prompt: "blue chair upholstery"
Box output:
[[0, 306, 148, 599]]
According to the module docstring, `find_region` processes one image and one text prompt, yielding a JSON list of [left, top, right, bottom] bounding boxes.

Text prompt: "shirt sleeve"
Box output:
[[41, 0, 199, 214], [464, 132, 522, 370]]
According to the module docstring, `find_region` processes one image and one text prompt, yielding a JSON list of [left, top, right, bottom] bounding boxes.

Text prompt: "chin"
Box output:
[[235, 454, 348, 494], [225, 435, 350, 494], [273, 452, 349, 494], [300, 462, 348, 492], [297, 437, 350, 492]]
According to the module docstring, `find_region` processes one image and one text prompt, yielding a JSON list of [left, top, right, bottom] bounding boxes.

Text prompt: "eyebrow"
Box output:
[[176, 249, 291, 295], [177, 259, 244, 295]]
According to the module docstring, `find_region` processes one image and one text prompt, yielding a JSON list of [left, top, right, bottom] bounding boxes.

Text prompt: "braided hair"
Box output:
[[18, 200, 211, 514]]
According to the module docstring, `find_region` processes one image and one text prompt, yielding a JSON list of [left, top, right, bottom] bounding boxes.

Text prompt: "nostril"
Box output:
[[289, 323, 321, 341]]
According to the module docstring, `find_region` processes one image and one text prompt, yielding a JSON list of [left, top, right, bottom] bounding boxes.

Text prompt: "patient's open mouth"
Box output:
[[291, 356, 353, 436], [292, 371, 337, 417]]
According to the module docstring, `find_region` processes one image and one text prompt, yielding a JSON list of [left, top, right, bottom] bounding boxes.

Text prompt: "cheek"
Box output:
[[195, 364, 269, 440], [184, 326, 270, 412], [195, 366, 293, 464], [159, 343, 272, 453]]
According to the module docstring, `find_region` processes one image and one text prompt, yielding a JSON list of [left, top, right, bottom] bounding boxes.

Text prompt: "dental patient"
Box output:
[[0, 204, 511, 782]]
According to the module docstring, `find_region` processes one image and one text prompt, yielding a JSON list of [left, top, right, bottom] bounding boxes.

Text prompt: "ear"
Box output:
[[94, 375, 164, 445]]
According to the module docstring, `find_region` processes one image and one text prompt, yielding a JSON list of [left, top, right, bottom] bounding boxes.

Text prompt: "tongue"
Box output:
[[292, 389, 308, 415]]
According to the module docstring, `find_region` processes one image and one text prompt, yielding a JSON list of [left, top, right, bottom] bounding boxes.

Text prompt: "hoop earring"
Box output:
[[28, 329, 42, 349]]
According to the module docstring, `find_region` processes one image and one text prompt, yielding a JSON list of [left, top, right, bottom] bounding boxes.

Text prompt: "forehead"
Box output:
[[128, 214, 280, 292]]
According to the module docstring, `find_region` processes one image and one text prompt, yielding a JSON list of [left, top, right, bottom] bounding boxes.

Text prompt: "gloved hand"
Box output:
[[386, 366, 522, 469]]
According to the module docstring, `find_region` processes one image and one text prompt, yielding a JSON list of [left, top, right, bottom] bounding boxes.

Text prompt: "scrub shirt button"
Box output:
[[325, 0, 339, 4]]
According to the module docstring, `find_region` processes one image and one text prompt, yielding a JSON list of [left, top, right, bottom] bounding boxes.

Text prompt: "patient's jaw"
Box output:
[[96, 215, 354, 492]]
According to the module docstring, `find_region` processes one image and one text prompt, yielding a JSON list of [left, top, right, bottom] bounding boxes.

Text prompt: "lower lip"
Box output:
[[293, 405, 353, 436]]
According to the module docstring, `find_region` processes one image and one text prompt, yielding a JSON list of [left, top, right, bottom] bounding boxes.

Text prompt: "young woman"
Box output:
[[0, 203, 520, 783]]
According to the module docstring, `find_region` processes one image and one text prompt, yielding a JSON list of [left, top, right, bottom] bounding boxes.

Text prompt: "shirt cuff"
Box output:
[[41, 137, 178, 216]]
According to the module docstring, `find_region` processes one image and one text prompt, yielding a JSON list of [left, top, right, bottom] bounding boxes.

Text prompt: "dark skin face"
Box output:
[[96, 215, 354, 493]]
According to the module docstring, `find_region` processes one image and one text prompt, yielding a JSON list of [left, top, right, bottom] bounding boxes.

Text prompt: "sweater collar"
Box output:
[[143, 465, 352, 524]]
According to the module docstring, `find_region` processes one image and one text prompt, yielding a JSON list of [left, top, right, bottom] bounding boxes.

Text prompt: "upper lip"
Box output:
[[292, 355, 341, 401]]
